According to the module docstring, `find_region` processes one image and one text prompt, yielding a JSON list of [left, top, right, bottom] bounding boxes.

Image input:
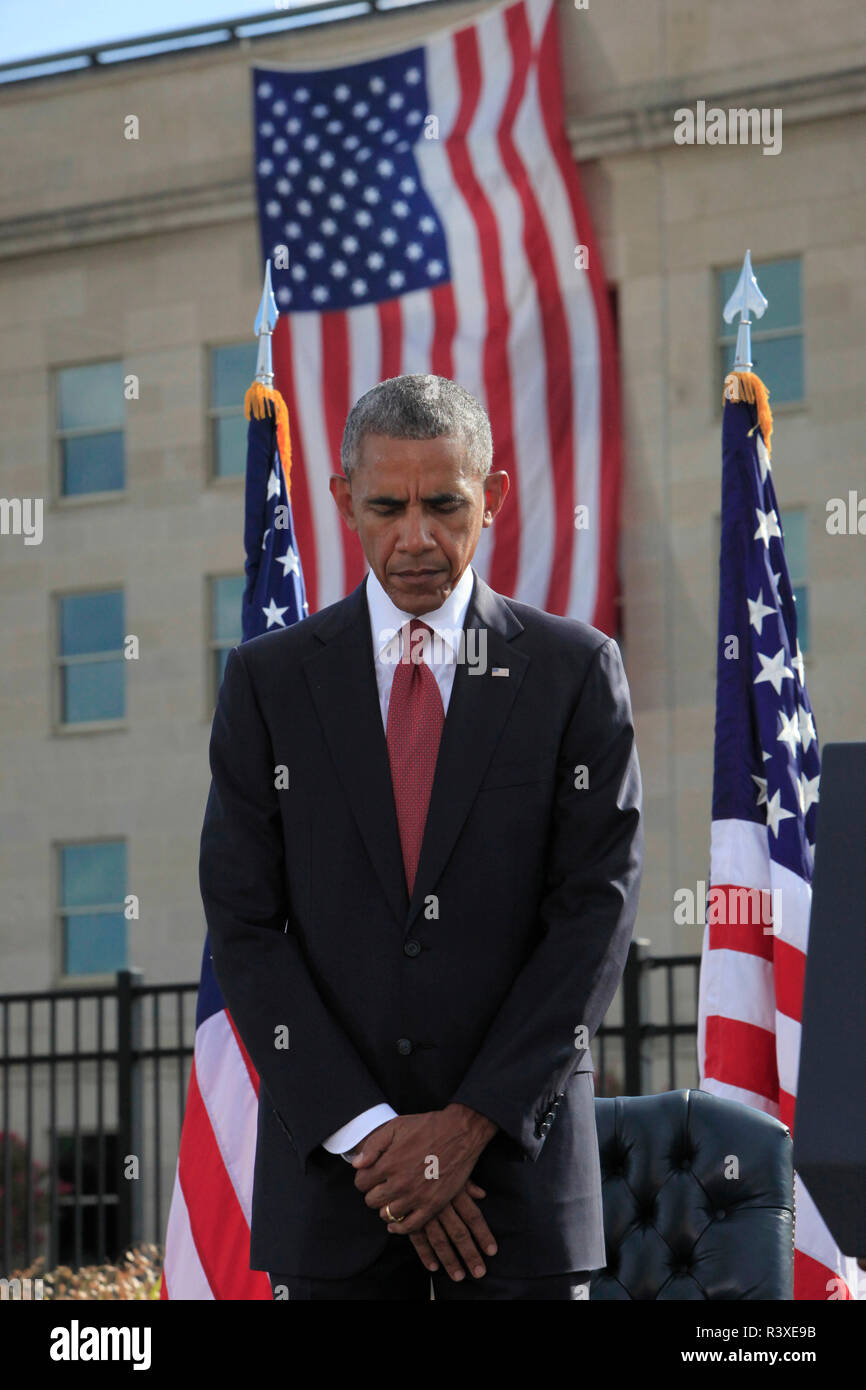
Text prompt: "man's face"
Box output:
[[329, 432, 508, 616]]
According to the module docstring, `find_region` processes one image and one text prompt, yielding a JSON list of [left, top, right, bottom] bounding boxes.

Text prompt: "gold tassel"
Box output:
[[723, 370, 773, 457], [244, 382, 293, 496]]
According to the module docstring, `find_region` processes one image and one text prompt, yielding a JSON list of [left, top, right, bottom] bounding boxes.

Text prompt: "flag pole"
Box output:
[[723, 248, 768, 372], [253, 257, 278, 387], [722, 250, 773, 455], [245, 258, 292, 491]]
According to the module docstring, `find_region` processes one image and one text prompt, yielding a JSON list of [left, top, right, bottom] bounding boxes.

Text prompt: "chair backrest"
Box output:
[[591, 1089, 794, 1299]]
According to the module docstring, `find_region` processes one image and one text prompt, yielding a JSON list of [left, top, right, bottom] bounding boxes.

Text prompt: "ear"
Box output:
[[329, 473, 358, 532], [482, 471, 509, 525]]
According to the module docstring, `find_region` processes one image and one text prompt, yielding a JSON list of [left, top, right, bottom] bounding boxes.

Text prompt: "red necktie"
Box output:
[[386, 619, 445, 896]]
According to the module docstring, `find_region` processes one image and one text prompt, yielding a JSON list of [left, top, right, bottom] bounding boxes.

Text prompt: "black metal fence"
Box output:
[[0, 940, 701, 1276]]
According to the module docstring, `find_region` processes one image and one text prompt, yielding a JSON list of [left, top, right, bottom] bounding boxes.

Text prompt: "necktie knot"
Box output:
[[405, 618, 434, 664]]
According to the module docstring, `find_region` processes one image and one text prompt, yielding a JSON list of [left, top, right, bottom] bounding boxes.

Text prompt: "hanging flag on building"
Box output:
[[160, 265, 306, 1300], [252, 0, 621, 632], [697, 254, 860, 1301]]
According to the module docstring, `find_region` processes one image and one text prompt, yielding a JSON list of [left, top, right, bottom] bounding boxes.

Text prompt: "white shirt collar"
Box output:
[[365, 563, 475, 662]]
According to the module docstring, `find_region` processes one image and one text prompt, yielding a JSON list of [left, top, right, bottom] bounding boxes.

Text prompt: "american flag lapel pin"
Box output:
[[491, 667, 509, 677]]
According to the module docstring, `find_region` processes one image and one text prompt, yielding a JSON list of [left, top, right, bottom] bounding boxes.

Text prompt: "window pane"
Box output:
[[718, 257, 801, 337], [61, 842, 126, 909], [62, 659, 125, 722], [792, 583, 810, 654], [213, 575, 245, 642], [779, 509, 806, 583], [63, 912, 127, 974], [61, 432, 125, 496], [718, 332, 803, 404], [211, 343, 257, 410], [58, 362, 125, 431], [213, 413, 248, 478], [750, 335, 804, 404], [59, 591, 124, 656]]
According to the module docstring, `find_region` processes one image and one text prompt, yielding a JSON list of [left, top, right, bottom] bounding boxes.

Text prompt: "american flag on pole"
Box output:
[[253, 0, 621, 632], [160, 388, 307, 1299], [697, 376, 861, 1300]]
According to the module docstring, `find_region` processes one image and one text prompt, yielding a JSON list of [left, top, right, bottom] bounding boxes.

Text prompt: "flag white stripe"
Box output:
[[162, 1165, 215, 1301], [420, 23, 492, 584], [775, 1010, 801, 1097], [473, 8, 554, 608], [347, 300, 382, 425], [289, 313, 345, 608], [398, 285, 436, 376], [711, 817, 772, 889], [698, 947, 776, 1033], [699, 1075, 781, 1119], [195, 1011, 259, 1225], [514, 5, 601, 620], [769, 862, 811, 957]]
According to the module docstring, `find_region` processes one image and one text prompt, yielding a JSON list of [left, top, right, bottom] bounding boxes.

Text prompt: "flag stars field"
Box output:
[[754, 647, 794, 694]]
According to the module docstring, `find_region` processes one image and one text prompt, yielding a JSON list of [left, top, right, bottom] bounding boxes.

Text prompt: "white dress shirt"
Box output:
[[321, 562, 476, 1157]]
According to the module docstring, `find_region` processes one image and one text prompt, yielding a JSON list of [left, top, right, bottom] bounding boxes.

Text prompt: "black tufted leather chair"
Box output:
[[590, 1089, 794, 1299]]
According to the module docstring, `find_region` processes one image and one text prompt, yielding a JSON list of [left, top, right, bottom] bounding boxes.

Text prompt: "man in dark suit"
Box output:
[[199, 373, 643, 1300]]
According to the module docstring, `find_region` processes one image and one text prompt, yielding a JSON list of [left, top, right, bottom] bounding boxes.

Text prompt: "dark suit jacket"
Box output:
[[199, 567, 643, 1278]]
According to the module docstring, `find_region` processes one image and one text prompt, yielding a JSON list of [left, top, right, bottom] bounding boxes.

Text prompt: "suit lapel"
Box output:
[[301, 569, 528, 933], [302, 580, 409, 929]]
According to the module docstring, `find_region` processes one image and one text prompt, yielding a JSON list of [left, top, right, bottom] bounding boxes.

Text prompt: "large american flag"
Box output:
[[160, 394, 307, 1299], [253, 0, 621, 632], [697, 381, 861, 1300]]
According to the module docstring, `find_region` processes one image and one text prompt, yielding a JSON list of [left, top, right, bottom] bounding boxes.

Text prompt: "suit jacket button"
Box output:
[[403, 940, 421, 957], [397, 1037, 413, 1055], [540, 1121, 551, 1134]]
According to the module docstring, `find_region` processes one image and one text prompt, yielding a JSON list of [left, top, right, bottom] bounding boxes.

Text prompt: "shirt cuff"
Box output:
[[321, 1103, 399, 1159]]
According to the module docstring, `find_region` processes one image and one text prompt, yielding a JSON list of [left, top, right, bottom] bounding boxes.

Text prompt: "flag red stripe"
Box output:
[[537, 2, 621, 634], [449, 25, 518, 599], [378, 296, 402, 381], [503, 2, 573, 616], [273, 319, 318, 613], [773, 936, 806, 1023], [703, 1014, 779, 1102], [322, 311, 365, 592], [795, 1247, 852, 1300], [177, 1059, 271, 1299], [430, 280, 457, 380], [707, 884, 775, 960], [779, 1088, 796, 1133]]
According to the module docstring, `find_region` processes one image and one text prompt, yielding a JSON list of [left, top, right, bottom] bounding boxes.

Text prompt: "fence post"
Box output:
[[623, 939, 651, 1095], [116, 969, 144, 1259]]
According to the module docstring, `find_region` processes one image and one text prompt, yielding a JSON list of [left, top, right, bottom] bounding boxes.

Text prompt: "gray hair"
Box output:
[[340, 374, 492, 481]]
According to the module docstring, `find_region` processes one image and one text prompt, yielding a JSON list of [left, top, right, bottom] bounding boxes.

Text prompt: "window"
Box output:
[[780, 507, 809, 654], [56, 361, 125, 497], [57, 590, 125, 726], [208, 343, 257, 479], [717, 257, 803, 406], [210, 574, 244, 700], [58, 840, 127, 976]]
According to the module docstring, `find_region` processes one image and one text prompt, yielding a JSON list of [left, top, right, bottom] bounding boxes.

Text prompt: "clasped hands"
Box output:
[[348, 1103, 499, 1282]]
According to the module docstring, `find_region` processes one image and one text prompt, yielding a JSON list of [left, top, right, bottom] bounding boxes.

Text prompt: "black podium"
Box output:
[[793, 742, 866, 1257]]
